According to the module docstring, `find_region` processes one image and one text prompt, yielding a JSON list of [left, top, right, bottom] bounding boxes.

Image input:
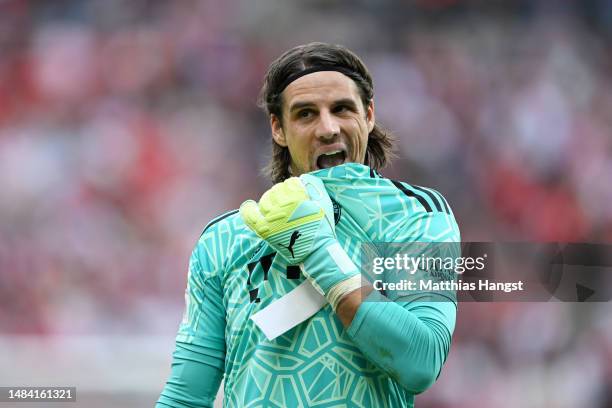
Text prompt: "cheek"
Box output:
[[286, 130, 311, 164], [348, 117, 369, 158]]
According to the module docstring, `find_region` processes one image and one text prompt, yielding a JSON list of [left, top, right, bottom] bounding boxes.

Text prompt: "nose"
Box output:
[[315, 109, 340, 141]]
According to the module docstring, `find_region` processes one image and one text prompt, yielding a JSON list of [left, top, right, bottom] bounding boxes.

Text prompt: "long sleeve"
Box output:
[[156, 341, 224, 408], [346, 290, 456, 394], [346, 199, 460, 395], [157, 228, 227, 407]]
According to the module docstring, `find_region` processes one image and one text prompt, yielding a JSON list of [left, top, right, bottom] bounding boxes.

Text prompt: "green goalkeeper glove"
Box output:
[[240, 174, 363, 309]]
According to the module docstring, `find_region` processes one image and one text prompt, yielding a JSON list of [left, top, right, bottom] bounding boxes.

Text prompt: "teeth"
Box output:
[[323, 150, 342, 156]]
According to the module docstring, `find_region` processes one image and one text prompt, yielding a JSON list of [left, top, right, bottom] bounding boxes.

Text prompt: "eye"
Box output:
[[332, 104, 350, 114], [298, 109, 313, 119]]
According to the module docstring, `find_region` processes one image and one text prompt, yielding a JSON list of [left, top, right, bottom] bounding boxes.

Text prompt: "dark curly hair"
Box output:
[[258, 42, 395, 183]]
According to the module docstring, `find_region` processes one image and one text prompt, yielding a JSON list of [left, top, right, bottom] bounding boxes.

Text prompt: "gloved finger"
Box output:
[[239, 200, 267, 233], [259, 182, 289, 214], [285, 177, 305, 193], [271, 178, 300, 207]]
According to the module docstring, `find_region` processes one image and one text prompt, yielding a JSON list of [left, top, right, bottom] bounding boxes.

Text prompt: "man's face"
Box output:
[[270, 71, 375, 176]]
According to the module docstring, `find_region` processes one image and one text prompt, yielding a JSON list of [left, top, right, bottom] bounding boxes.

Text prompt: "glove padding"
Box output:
[[240, 174, 363, 308], [240, 174, 335, 264]]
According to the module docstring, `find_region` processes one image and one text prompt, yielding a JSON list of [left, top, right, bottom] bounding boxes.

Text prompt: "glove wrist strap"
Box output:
[[326, 275, 365, 311], [301, 240, 364, 309]]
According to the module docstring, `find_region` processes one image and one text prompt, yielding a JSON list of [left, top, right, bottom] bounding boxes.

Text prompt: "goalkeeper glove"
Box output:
[[240, 174, 363, 309]]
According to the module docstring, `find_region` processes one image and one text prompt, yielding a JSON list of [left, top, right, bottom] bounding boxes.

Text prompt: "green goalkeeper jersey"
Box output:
[[157, 163, 460, 408]]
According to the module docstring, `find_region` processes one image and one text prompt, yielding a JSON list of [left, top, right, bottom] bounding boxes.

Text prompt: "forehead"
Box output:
[[282, 71, 361, 109]]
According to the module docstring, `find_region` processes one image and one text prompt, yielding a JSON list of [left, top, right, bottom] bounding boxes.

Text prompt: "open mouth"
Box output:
[[316, 150, 347, 169]]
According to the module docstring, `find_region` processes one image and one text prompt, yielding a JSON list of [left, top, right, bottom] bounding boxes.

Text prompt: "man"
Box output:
[[157, 42, 460, 407]]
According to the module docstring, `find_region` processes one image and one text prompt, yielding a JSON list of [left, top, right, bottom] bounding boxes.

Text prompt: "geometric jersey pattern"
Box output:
[[177, 163, 460, 407]]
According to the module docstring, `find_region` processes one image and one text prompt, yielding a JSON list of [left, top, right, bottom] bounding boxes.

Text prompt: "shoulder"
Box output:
[[379, 173, 452, 216], [373, 173, 459, 241], [192, 209, 257, 272], [199, 209, 242, 238], [392, 181, 460, 241]]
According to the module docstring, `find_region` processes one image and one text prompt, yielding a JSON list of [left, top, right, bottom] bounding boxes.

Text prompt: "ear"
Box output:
[[366, 100, 375, 133], [270, 114, 287, 147]]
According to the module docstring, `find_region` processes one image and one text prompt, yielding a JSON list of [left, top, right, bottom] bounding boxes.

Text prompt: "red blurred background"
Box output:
[[1, 1, 611, 406]]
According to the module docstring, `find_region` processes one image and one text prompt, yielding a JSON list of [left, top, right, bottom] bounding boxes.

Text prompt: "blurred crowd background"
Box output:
[[1, 0, 612, 407]]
